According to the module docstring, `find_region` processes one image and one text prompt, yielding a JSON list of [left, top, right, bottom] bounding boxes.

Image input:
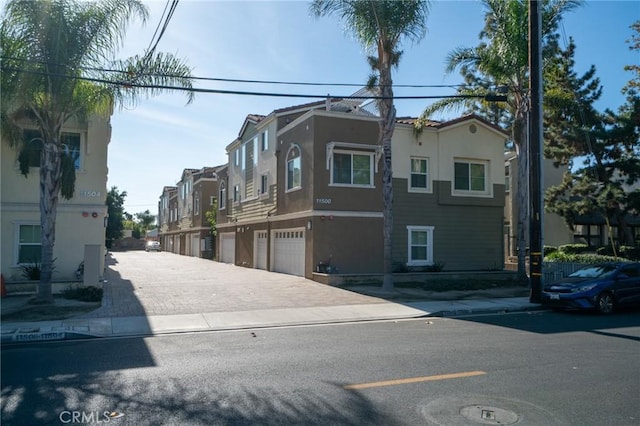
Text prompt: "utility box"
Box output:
[[83, 244, 101, 287]]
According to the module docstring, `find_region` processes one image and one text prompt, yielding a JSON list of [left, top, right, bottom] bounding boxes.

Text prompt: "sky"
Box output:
[[107, 0, 640, 216]]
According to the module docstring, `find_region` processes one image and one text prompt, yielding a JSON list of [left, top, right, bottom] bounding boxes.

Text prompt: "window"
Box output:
[[410, 157, 429, 190], [505, 164, 511, 193], [261, 130, 269, 151], [210, 196, 215, 206], [22, 130, 81, 169], [286, 145, 301, 191], [233, 184, 240, 203], [61, 132, 81, 169], [332, 151, 373, 186], [260, 174, 268, 195], [234, 149, 241, 167], [17, 224, 41, 264], [454, 160, 487, 193], [194, 194, 200, 215], [407, 225, 434, 266], [219, 183, 226, 209]]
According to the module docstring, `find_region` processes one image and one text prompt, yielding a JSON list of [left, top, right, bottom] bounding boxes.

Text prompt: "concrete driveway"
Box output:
[[83, 251, 385, 318]]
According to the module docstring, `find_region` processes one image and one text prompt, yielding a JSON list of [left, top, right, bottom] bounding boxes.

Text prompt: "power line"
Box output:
[[0, 65, 503, 101], [1, 55, 467, 89]]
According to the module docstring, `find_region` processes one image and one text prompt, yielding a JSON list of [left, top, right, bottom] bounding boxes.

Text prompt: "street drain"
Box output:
[[460, 405, 520, 425]]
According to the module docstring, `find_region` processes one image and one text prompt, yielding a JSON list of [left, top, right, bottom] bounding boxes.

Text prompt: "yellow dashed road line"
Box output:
[[344, 370, 487, 390]]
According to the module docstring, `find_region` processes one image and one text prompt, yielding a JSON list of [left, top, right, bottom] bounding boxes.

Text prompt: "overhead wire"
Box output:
[[0, 65, 490, 100], [1, 55, 468, 89]]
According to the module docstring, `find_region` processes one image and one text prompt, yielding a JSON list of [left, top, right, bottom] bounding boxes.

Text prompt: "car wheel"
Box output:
[[595, 292, 615, 314]]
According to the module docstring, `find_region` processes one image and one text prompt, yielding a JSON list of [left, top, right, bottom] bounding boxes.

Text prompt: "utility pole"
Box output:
[[529, 0, 543, 302]]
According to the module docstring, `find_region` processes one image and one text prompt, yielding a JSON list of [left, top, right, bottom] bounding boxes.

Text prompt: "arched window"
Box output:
[[286, 145, 301, 191]]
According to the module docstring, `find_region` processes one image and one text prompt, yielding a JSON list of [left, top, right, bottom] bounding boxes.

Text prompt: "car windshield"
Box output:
[[568, 264, 618, 278]]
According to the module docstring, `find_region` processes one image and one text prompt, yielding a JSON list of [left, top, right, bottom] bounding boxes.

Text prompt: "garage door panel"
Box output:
[[220, 233, 236, 264], [255, 231, 267, 270], [272, 228, 305, 276]]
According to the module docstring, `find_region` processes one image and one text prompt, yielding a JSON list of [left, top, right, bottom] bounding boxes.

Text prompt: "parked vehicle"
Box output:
[[541, 262, 640, 314], [145, 241, 161, 252]]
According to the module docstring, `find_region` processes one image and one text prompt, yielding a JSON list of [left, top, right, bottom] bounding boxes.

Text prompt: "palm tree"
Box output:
[[417, 0, 580, 283], [1, 0, 194, 303], [311, 0, 431, 291]]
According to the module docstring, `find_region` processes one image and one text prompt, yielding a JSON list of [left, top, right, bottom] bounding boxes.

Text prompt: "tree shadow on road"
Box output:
[[2, 338, 398, 425]]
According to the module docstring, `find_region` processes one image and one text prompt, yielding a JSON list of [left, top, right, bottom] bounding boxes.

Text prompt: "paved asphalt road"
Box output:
[[2, 310, 639, 425]]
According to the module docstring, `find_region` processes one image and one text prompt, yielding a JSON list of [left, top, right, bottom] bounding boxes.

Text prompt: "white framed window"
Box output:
[[260, 173, 268, 196], [331, 150, 374, 187], [286, 145, 301, 192], [454, 159, 489, 195], [409, 157, 429, 191], [15, 222, 41, 265], [233, 184, 240, 203], [261, 130, 269, 151], [210, 196, 215, 206], [219, 183, 226, 209], [194, 194, 200, 215], [234, 149, 241, 167], [407, 225, 434, 266]]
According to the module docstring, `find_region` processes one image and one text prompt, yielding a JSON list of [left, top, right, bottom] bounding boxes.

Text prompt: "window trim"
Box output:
[[285, 144, 302, 193], [329, 149, 375, 188], [233, 184, 241, 204], [453, 159, 491, 197], [260, 173, 269, 198], [14, 221, 41, 267], [406, 225, 434, 267], [408, 156, 430, 193], [219, 182, 226, 210], [261, 130, 269, 152]]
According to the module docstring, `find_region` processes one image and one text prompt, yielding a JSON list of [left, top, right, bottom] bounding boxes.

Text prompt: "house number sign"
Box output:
[[79, 190, 101, 197], [316, 198, 332, 205]]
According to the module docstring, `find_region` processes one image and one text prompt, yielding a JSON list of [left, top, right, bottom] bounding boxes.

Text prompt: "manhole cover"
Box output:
[[419, 395, 569, 425], [460, 405, 519, 425]]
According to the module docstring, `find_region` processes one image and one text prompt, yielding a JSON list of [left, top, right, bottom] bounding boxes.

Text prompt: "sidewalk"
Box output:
[[1, 296, 542, 343], [1, 251, 544, 343]]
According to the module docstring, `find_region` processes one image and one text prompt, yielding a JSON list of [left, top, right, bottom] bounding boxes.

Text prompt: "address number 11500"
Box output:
[[316, 198, 332, 205]]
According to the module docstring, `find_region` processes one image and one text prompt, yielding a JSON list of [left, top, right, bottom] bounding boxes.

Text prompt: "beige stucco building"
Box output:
[[1, 113, 111, 282]]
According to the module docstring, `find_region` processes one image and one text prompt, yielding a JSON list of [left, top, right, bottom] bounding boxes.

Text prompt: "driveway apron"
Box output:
[[82, 251, 384, 318]]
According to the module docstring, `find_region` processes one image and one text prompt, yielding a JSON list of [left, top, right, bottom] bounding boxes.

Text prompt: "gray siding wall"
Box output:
[[393, 179, 505, 271]]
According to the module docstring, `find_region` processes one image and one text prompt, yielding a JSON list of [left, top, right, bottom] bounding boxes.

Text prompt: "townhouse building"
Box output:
[[157, 166, 223, 259], [1, 113, 111, 282], [216, 99, 508, 279]]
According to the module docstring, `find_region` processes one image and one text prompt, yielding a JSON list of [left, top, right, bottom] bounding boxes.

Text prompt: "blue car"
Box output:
[[541, 262, 640, 314]]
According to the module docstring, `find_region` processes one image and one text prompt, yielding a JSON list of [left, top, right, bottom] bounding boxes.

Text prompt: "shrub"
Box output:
[[544, 245, 558, 256], [62, 286, 103, 302], [558, 243, 590, 254], [596, 245, 640, 261], [20, 262, 41, 280], [545, 251, 630, 263]]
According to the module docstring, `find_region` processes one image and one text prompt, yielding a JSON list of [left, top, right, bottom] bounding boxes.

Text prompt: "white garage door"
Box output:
[[254, 231, 268, 270], [220, 233, 236, 264], [272, 228, 305, 276]]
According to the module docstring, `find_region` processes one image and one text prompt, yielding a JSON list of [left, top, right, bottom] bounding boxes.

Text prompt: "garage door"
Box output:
[[254, 231, 268, 270], [272, 228, 305, 276], [219, 233, 236, 264]]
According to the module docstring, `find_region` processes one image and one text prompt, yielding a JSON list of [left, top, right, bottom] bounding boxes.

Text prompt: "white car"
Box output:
[[145, 241, 161, 252]]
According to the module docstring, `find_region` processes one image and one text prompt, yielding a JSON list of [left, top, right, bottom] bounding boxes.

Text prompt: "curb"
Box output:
[[431, 304, 545, 318], [1, 304, 547, 344]]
